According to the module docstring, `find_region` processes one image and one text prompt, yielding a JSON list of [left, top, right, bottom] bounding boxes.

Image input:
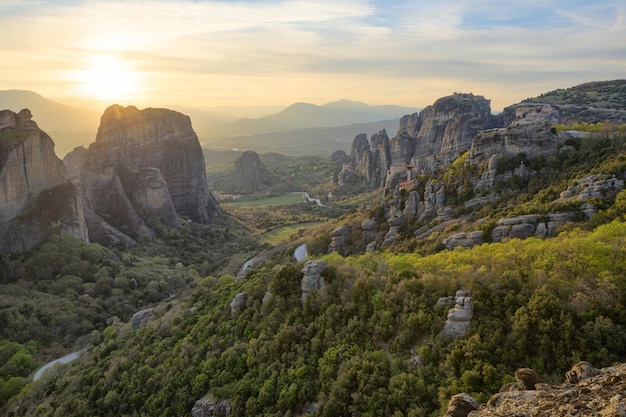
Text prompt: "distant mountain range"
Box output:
[[0, 90, 417, 157], [201, 100, 418, 140], [203, 119, 403, 156]]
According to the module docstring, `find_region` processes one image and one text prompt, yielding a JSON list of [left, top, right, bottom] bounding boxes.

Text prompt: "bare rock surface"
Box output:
[[441, 290, 473, 337], [0, 109, 88, 253], [444, 362, 626, 417], [301, 260, 328, 302], [64, 105, 220, 245], [191, 397, 231, 417]]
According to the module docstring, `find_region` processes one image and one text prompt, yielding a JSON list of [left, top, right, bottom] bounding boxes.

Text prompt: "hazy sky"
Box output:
[[1, 0, 624, 111]]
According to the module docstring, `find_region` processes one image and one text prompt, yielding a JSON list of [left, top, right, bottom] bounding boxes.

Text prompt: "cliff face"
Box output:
[[0, 109, 88, 254], [65, 105, 220, 244], [466, 118, 561, 166], [349, 94, 497, 190], [410, 93, 494, 173], [350, 130, 391, 188]]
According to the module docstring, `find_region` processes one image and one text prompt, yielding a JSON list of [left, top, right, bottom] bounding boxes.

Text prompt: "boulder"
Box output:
[[515, 368, 545, 390], [444, 393, 480, 417], [131, 308, 154, 329], [566, 361, 600, 384], [230, 292, 247, 314]]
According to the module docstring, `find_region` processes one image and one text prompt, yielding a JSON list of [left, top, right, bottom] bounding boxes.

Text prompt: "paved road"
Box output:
[[302, 192, 327, 208], [33, 350, 82, 381], [294, 244, 308, 262]]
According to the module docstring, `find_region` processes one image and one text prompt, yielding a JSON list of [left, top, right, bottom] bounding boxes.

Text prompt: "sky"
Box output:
[[0, 0, 625, 111]]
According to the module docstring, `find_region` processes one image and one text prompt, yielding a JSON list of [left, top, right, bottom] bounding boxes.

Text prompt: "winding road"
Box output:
[[33, 350, 83, 381], [294, 244, 308, 262]]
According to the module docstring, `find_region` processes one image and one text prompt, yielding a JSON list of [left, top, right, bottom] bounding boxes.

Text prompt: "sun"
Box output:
[[76, 55, 139, 101]]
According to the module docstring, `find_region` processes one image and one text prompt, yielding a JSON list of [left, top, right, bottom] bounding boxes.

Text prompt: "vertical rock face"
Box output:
[[0, 109, 88, 254], [411, 93, 493, 173], [95, 105, 219, 222], [65, 105, 220, 244], [467, 118, 561, 166], [350, 130, 391, 188]]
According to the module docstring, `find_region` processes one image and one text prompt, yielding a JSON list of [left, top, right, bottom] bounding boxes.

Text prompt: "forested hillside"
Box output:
[[7, 220, 626, 416]]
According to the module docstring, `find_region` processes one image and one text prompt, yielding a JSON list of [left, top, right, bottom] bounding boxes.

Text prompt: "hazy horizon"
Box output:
[[1, 0, 624, 112]]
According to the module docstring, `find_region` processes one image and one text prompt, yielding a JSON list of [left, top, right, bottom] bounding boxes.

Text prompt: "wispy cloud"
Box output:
[[0, 0, 624, 110]]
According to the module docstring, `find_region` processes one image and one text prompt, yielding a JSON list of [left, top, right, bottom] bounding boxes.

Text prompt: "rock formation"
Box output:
[[467, 118, 561, 167], [328, 225, 351, 255], [208, 150, 272, 194], [191, 397, 231, 417], [64, 105, 220, 245], [230, 292, 247, 314], [131, 308, 154, 330], [410, 93, 494, 173], [443, 213, 579, 250], [301, 260, 328, 303], [446, 361, 626, 417], [350, 130, 392, 189], [347, 93, 498, 190], [441, 290, 473, 337], [0, 109, 88, 254]]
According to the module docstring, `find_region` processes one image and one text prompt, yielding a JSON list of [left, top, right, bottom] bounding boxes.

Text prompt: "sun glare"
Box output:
[[76, 55, 139, 101]]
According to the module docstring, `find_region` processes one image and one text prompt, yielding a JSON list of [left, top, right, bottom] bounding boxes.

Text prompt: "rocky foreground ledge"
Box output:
[[445, 361, 626, 417]]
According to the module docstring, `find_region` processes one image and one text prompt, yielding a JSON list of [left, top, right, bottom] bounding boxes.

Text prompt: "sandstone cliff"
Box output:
[[350, 130, 392, 189], [348, 93, 498, 190], [410, 93, 494, 173], [0, 109, 88, 254], [64, 105, 220, 244]]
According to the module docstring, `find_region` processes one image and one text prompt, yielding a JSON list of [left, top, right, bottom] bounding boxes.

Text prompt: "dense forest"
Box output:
[[2, 120, 626, 416], [5, 219, 626, 416]]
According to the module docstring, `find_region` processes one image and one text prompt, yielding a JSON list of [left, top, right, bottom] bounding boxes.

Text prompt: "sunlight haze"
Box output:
[[1, 0, 624, 111]]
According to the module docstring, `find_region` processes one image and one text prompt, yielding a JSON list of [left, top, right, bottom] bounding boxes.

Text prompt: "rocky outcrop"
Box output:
[[301, 260, 328, 302], [410, 94, 494, 173], [449, 362, 626, 417], [131, 308, 154, 329], [443, 212, 579, 249], [64, 105, 220, 245], [0, 109, 88, 254], [467, 118, 561, 167], [350, 130, 392, 189], [444, 393, 480, 417], [191, 397, 231, 417], [441, 290, 473, 337], [208, 150, 272, 194], [230, 292, 247, 314], [559, 174, 624, 202], [361, 219, 378, 246], [420, 180, 446, 222], [328, 225, 351, 254], [501, 102, 561, 127]]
